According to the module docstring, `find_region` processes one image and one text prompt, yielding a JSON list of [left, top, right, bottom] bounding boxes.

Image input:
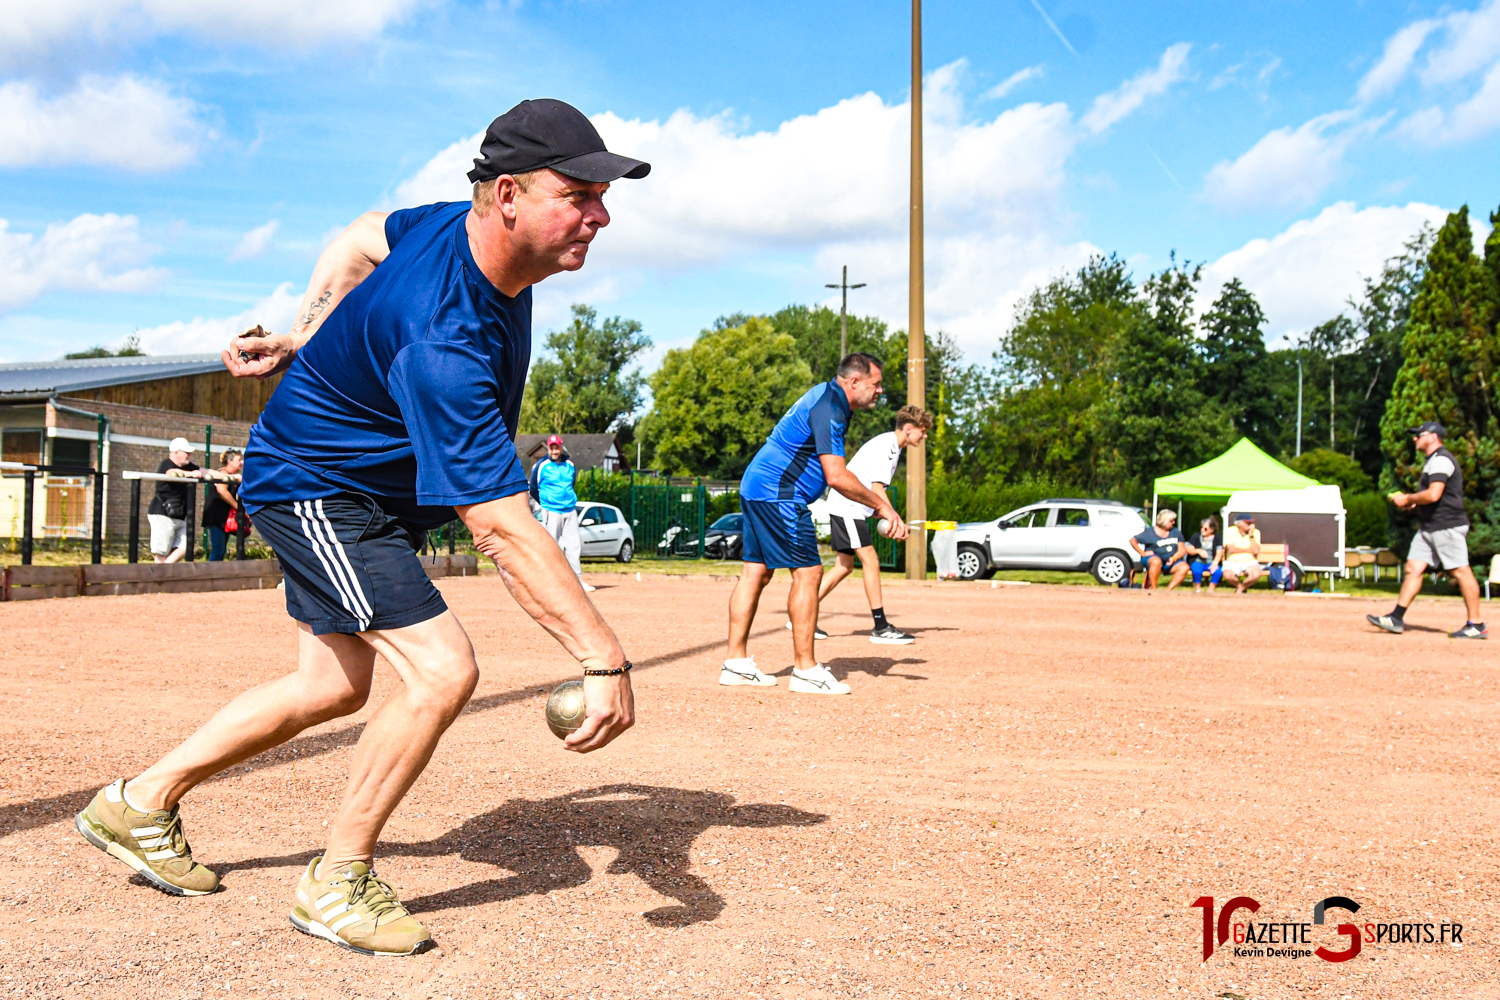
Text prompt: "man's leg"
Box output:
[[1397, 559, 1426, 608], [560, 508, 584, 581], [128, 625, 377, 810], [1451, 565, 1482, 623], [727, 561, 774, 661], [855, 545, 884, 611], [787, 564, 823, 672], [818, 552, 855, 601]]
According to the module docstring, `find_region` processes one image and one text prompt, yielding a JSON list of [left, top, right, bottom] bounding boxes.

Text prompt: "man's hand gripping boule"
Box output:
[[458, 493, 635, 752]]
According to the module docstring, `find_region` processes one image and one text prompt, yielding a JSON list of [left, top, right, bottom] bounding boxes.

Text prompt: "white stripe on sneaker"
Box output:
[[144, 848, 181, 860], [330, 912, 362, 933], [130, 825, 164, 836], [321, 902, 350, 919], [315, 891, 343, 909]]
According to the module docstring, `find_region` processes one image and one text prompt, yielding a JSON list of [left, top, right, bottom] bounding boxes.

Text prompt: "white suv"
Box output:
[[951, 499, 1148, 584]]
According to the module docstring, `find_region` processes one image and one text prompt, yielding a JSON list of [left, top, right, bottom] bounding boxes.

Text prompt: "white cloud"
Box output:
[[1202, 112, 1376, 212], [228, 220, 280, 262], [0, 0, 423, 58], [1079, 43, 1190, 134], [0, 213, 166, 310], [134, 283, 302, 355], [391, 60, 1108, 353], [0, 75, 200, 170], [1356, 19, 1439, 104], [1201, 201, 1449, 343], [987, 65, 1044, 100]]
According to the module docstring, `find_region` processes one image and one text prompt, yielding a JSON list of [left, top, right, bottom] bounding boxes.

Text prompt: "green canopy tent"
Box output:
[[1152, 438, 1318, 515]]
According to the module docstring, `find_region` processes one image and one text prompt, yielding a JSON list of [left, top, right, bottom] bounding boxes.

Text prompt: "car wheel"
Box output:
[[956, 543, 988, 581], [616, 539, 634, 563], [1091, 549, 1131, 586]]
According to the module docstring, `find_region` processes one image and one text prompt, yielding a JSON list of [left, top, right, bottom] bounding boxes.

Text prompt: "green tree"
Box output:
[[637, 317, 813, 478], [519, 304, 651, 435], [1379, 206, 1500, 504], [1099, 259, 1234, 484], [64, 334, 144, 359], [1200, 278, 1278, 450], [1288, 448, 1374, 493]]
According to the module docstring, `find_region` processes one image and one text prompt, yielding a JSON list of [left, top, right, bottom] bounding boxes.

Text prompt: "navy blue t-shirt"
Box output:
[[241, 202, 531, 529], [740, 381, 851, 504], [1134, 527, 1184, 563]]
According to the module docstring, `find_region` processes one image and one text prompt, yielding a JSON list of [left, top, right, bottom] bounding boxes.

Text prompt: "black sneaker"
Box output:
[[1367, 614, 1404, 634], [786, 621, 829, 640], [869, 624, 915, 645], [1451, 622, 1489, 640]]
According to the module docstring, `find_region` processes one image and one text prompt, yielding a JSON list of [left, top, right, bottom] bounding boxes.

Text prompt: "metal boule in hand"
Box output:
[[545, 679, 587, 739]]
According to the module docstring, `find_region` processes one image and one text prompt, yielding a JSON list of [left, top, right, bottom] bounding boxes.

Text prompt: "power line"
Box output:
[[824, 265, 867, 360]]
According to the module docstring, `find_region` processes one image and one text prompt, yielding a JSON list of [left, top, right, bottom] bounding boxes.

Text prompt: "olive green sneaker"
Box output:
[[74, 779, 219, 896], [289, 857, 434, 957]]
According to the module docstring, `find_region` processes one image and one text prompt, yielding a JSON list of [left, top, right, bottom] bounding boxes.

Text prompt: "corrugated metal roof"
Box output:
[[0, 355, 225, 398]]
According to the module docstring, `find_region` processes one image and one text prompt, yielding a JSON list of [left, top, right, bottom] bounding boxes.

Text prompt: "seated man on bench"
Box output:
[[1221, 513, 1263, 594]]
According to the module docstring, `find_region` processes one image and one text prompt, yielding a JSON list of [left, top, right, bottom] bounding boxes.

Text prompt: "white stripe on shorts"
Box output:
[[315, 499, 374, 621], [841, 515, 864, 549], [293, 501, 370, 631]]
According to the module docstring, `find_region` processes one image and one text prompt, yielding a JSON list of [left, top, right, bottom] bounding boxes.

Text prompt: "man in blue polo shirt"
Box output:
[[721, 353, 907, 695], [74, 100, 646, 958]]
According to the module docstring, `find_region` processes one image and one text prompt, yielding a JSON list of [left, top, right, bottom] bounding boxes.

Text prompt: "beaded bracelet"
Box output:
[[583, 661, 633, 676]]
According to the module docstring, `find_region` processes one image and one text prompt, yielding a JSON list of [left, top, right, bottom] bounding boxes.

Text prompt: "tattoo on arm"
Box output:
[[296, 290, 333, 329]]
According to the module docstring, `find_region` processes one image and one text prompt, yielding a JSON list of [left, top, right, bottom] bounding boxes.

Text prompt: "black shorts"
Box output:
[[251, 493, 448, 635], [829, 512, 874, 554]]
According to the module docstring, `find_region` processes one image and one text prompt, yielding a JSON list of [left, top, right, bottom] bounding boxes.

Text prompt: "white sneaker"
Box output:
[[785, 621, 829, 640], [582, 582, 597, 592], [720, 657, 776, 687], [789, 664, 851, 695]]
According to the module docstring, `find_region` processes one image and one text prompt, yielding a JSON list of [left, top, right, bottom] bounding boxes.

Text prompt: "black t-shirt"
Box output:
[[1134, 526, 1184, 563], [203, 480, 239, 530], [1188, 531, 1222, 562], [147, 458, 198, 519], [1417, 446, 1468, 530]]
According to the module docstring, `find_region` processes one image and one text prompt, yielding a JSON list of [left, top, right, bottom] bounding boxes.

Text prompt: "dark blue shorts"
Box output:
[[741, 499, 820, 569], [251, 493, 448, 635]]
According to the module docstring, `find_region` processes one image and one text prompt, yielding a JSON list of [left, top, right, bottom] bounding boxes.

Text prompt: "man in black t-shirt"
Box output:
[[146, 436, 203, 563], [1367, 421, 1484, 638]]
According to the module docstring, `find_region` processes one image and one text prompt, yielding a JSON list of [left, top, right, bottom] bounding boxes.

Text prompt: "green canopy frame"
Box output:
[[1152, 438, 1318, 515]]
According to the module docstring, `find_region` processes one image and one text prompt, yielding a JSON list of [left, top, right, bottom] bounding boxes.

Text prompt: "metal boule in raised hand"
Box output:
[[545, 679, 587, 739], [238, 324, 269, 362]]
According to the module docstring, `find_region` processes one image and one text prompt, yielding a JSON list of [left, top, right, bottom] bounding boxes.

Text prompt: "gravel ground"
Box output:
[[1, 573, 1495, 999]]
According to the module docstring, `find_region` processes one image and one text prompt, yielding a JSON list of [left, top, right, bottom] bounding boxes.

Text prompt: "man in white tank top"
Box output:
[[817, 405, 932, 643]]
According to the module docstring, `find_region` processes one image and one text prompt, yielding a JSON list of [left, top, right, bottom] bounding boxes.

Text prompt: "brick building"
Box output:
[[0, 356, 280, 544]]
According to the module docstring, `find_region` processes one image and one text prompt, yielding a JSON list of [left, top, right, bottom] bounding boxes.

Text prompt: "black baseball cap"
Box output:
[[1233, 512, 1255, 523], [467, 99, 650, 185], [1407, 421, 1447, 439]]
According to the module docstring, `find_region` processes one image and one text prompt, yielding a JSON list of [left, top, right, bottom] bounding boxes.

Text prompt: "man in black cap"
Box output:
[[75, 100, 650, 957], [1367, 421, 1485, 638]]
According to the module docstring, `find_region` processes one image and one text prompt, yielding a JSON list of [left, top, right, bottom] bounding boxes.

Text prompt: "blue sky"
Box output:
[[3, 0, 1499, 366]]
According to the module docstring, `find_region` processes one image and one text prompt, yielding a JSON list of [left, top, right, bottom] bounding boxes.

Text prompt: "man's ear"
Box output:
[[495, 176, 522, 221]]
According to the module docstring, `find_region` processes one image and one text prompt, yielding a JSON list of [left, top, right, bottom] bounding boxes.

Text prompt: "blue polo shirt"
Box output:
[[241, 202, 531, 529], [740, 380, 850, 504]]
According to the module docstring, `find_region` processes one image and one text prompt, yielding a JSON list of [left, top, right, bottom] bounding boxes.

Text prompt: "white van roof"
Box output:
[[1222, 484, 1345, 516]]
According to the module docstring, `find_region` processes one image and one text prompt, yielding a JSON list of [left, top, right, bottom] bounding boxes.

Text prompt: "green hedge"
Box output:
[[1344, 493, 1388, 548]]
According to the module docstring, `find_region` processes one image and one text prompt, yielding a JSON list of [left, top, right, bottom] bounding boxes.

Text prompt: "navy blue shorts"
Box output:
[[741, 499, 820, 569], [251, 493, 448, 635]]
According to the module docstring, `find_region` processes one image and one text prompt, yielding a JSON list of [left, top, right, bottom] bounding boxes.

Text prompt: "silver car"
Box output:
[[950, 499, 1148, 584], [576, 502, 635, 562]]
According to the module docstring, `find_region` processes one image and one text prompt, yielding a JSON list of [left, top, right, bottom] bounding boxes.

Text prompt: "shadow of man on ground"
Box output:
[[820, 656, 928, 682], [374, 784, 825, 926]]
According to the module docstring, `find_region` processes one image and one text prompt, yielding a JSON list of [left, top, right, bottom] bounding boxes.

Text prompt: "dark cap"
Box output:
[[467, 99, 650, 185], [1407, 421, 1447, 440], [1233, 512, 1255, 523]]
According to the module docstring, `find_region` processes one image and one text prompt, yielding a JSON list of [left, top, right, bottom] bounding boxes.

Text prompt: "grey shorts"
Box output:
[[1408, 524, 1469, 571], [147, 514, 186, 555]]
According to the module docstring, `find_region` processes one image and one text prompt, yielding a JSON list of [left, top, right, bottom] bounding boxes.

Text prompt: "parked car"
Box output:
[[577, 502, 634, 562], [950, 498, 1148, 584], [703, 512, 744, 559]]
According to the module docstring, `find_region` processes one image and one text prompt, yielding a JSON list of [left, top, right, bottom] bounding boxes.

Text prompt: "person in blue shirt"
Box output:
[[528, 434, 592, 591], [1128, 508, 1189, 589], [721, 353, 907, 696], [75, 100, 646, 957]]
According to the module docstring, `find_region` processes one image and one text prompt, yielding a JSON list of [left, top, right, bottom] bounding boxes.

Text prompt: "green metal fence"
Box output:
[[873, 482, 905, 571]]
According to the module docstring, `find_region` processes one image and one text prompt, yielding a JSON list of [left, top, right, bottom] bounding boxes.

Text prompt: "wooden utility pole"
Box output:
[[825, 265, 866, 360], [906, 0, 927, 580]]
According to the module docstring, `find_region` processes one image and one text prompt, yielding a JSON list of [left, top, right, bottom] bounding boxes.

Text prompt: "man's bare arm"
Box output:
[[222, 211, 392, 380], [821, 454, 908, 540], [457, 493, 634, 752]]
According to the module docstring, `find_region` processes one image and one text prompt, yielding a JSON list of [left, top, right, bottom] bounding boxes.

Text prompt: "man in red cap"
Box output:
[[529, 434, 590, 590]]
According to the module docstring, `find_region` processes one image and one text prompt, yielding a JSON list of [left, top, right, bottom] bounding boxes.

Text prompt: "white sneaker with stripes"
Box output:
[[720, 656, 777, 686], [289, 857, 434, 957]]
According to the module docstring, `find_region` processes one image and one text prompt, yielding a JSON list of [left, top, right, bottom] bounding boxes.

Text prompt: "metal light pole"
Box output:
[[1295, 357, 1303, 457], [825, 265, 866, 360], [906, 0, 927, 580]]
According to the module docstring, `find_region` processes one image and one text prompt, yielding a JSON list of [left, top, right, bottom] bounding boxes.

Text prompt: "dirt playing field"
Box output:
[[1, 573, 1496, 999]]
